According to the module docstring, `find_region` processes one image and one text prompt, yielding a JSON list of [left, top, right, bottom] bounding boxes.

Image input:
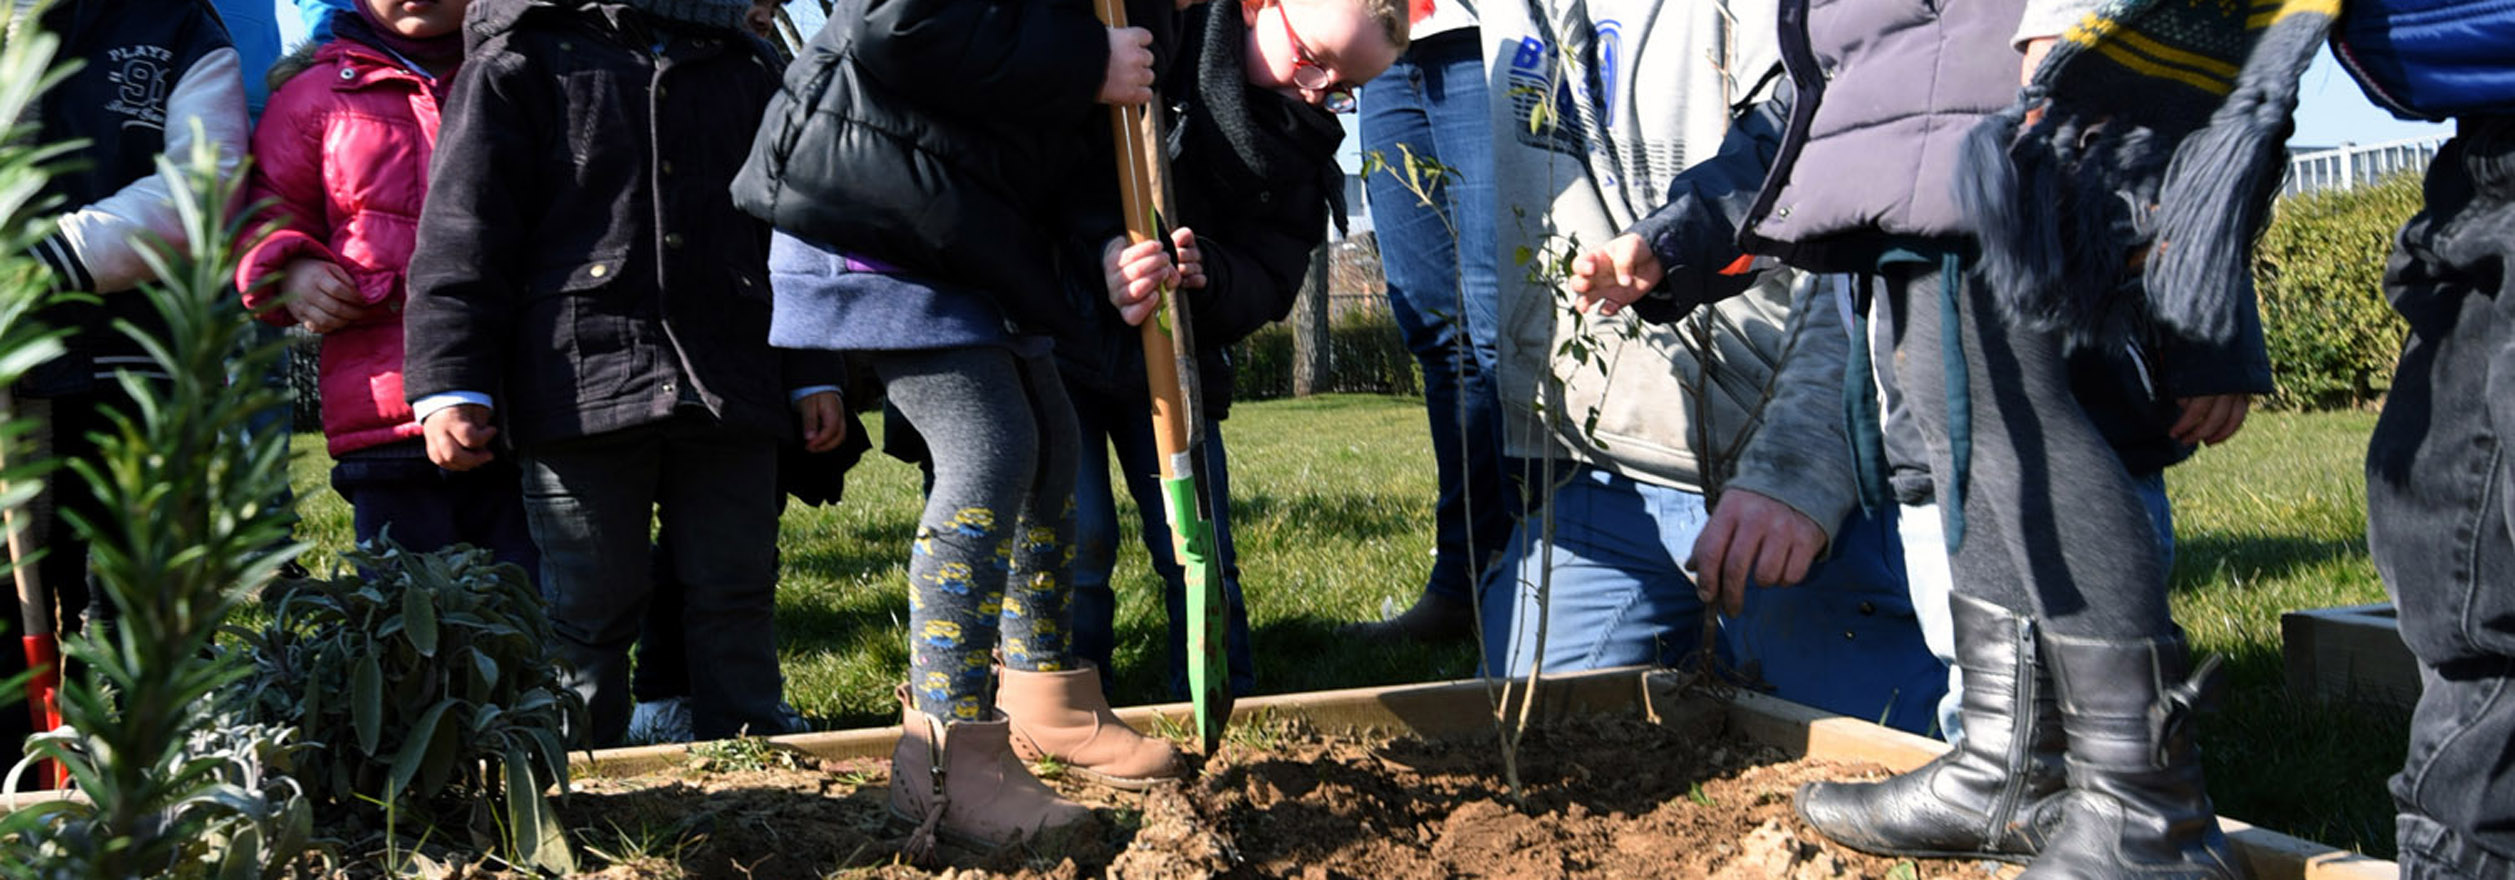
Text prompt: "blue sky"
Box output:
[[2290, 47, 2451, 148]]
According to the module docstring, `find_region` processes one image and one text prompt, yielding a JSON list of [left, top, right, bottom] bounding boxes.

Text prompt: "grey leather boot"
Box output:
[[1795, 592, 2065, 863], [2018, 632, 2247, 879]]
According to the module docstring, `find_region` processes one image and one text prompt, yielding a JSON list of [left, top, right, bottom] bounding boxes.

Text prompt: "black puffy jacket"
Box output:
[[733, 0, 1174, 339]]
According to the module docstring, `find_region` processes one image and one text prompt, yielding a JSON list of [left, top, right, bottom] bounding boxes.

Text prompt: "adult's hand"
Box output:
[[1100, 26, 1157, 106], [2171, 393, 2251, 447], [1687, 488, 1826, 617], [1567, 233, 1664, 317], [422, 404, 499, 471], [796, 390, 846, 453]]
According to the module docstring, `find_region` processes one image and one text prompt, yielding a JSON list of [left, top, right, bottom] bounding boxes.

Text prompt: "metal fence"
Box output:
[[2285, 136, 2446, 196]]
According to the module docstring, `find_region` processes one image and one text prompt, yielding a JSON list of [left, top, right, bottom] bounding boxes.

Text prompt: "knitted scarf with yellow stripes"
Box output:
[[1955, 0, 2341, 347]]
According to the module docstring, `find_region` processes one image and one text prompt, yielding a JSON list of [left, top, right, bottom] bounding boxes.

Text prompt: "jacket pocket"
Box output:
[[527, 251, 635, 401], [526, 254, 629, 300]]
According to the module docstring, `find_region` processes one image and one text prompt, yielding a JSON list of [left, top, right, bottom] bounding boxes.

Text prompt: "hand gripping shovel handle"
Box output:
[[1089, 0, 1231, 754], [0, 389, 61, 788]]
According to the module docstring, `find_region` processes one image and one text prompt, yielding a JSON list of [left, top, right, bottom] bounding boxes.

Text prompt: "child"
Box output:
[[735, 0, 1185, 851], [2337, 0, 2515, 871], [237, 0, 540, 578], [4, 0, 249, 749], [1076, 0, 1407, 702], [620, 0, 817, 748], [1887, 316, 2260, 743], [1567, 0, 2303, 871], [1339, 0, 1502, 648], [402, 0, 845, 748]]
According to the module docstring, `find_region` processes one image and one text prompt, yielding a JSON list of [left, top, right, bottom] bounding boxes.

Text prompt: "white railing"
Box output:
[[2284, 136, 2448, 196]]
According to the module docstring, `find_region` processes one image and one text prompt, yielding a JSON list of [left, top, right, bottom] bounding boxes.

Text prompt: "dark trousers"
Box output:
[[330, 442, 539, 578], [1066, 379, 1255, 699], [1884, 258, 2174, 641], [517, 414, 786, 746], [2367, 115, 2515, 880]]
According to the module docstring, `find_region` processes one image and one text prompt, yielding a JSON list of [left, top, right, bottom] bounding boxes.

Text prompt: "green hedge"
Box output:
[[1233, 308, 1421, 401], [2253, 172, 2422, 410]]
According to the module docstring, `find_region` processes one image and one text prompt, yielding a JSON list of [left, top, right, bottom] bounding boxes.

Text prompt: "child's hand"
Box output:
[[2171, 393, 2250, 447], [422, 404, 499, 471], [1100, 26, 1157, 106], [280, 257, 371, 333], [1102, 228, 1202, 326], [795, 390, 846, 453], [1567, 233, 1664, 317]]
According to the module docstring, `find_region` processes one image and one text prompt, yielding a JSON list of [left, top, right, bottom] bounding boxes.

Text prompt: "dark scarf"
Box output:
[[1955, 0, 2341, 346], [333, 1, 465, 71], [1180, 4, 1349, 230]]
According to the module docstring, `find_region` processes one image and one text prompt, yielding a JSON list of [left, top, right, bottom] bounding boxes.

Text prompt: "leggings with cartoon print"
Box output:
[[870, 346, 1079, 722]]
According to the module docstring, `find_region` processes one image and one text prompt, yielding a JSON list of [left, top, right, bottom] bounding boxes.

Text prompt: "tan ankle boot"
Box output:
[[888, 689, 1093, 858], [997, 663, 1187, 790]]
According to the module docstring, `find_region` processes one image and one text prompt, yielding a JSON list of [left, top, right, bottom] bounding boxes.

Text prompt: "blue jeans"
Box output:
[[2367, 117, 2515, 880], [1360, 30, 1513, 606], [330, 442, 539, 579], [1903, 471, 2175, 742], [1478, 466, 1946, 734], [517, 416, 788, 746], [1068, 382, 1255, 699]]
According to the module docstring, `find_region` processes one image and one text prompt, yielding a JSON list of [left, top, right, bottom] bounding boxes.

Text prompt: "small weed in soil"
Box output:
[[511, 714, 1991, 880]]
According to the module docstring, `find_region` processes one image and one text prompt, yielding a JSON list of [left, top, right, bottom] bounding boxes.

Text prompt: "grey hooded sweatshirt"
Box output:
[[1482, 0, 1859, 542]]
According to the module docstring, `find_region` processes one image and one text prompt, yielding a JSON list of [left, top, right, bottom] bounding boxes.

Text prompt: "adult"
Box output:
[[1341, 0, 1511, 644], [1478, 0, 1944, 734], [2338, 1, 2515, 874]]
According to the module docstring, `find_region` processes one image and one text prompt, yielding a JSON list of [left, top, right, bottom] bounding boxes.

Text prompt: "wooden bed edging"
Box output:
[[0, 667, 2389, 878], [571, 666, 2397, 880]]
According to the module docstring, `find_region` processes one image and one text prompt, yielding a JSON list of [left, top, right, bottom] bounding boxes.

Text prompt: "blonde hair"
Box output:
[[1354, 0, 1412, 52], [1272, 0, 1412, 52]]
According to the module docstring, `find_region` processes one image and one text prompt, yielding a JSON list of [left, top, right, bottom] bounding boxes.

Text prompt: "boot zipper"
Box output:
[[1986, 616, 2038, 849]]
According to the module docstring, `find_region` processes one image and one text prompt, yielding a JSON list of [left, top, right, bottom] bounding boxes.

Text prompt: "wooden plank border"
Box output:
[[2281, 603, 2420, 708], [576, 667, 2395, 880], [0, 667, 2396, 878]]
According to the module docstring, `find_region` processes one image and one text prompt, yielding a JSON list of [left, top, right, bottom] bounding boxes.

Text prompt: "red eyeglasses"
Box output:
[[1273, 2, 1358, 112]]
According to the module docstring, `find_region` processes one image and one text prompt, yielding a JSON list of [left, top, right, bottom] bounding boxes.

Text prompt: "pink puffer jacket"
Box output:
[[236, 38, 446, 458]]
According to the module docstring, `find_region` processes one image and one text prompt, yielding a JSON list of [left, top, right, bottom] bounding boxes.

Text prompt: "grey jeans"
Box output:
[[519, 414, 787, 746], [2367, 115, 2515, 880]]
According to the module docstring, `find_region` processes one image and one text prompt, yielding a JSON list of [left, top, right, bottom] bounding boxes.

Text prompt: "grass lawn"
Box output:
[[284, 396, 2406, 858]]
